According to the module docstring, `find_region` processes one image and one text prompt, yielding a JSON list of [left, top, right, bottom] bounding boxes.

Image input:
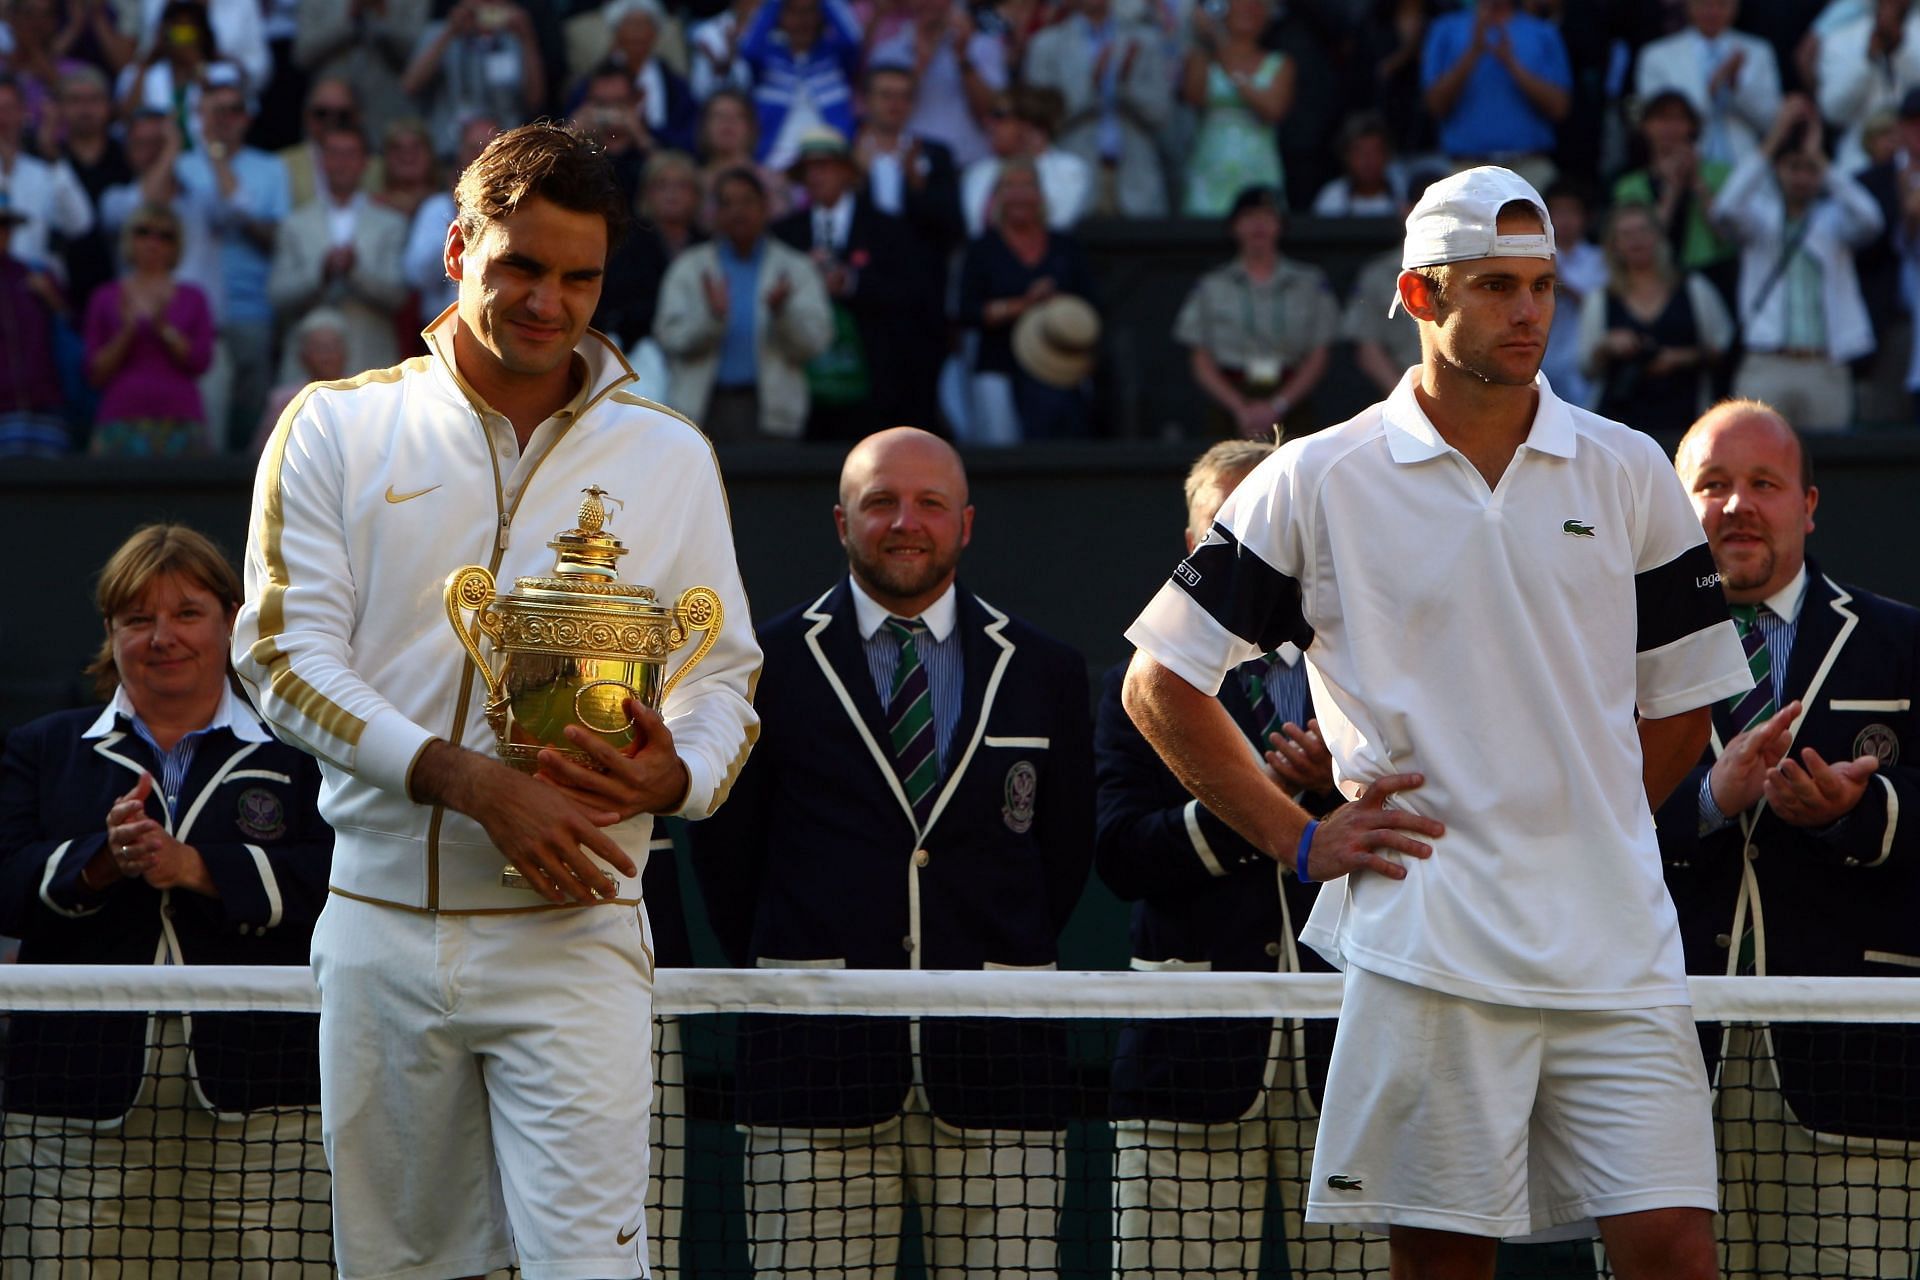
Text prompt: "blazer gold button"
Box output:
[[914, 848, 930, 867], [1714, 933, 1732, 948], [1264, 941, 1281, 957], [901, 935, 915, 952]]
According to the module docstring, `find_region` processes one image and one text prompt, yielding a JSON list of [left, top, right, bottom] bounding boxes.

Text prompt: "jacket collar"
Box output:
[[419, 306, 638, 424], [802, 577, 1017, 837]]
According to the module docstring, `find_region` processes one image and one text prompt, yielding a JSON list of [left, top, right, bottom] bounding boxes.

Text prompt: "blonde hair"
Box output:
[[1184, 439, 1274, 539], [989, 156, 1048, 230], [86, 524, 243, 698], [1601, 201, 1675, 285], [119, 201, 183, 273]]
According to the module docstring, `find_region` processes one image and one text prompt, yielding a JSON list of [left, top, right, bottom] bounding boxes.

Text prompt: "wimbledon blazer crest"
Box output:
[[235, 787, 287, 841], [1003, 761, 1038, 834]]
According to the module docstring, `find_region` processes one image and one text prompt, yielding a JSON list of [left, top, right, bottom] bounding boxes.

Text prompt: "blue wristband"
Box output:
[[1296, 820, 1318, 883]]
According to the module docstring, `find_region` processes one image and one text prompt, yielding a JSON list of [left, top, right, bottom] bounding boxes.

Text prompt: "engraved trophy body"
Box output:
[[444, 486, 722, 888]]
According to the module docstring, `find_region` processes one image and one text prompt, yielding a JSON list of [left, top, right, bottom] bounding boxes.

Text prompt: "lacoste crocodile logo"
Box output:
[[1562, 519, 1595, 537], [1326, 1175, 1364, 1191], [385, 483, 442, 504]]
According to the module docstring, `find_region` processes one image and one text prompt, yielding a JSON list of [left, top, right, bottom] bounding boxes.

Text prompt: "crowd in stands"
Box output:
[[4, 0, 1920, 452]]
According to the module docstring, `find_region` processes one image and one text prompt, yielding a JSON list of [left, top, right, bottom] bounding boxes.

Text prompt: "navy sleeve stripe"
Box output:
[[1172, 522, 1314, 653], [1636, 543, 1732, 654]]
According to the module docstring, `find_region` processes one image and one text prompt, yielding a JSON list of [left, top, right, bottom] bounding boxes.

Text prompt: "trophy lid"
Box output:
[[548, 486, 627, 581], [510, 485, 660, 603]]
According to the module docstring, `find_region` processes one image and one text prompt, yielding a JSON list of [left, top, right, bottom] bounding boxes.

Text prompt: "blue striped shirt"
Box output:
[[1699, 569, 1805, 832], [852, 579, 964, 772]]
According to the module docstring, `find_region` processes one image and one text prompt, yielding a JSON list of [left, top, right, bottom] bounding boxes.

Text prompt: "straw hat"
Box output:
[[1012, 294, 1100, 388]]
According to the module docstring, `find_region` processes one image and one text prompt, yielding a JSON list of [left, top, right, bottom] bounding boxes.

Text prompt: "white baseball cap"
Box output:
[[1389, 165, 1556, 315]]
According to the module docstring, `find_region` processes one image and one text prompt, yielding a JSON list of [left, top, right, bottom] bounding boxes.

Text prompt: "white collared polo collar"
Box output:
[[849, 576, 959, 643], [82, 683, 273, 744], [1379, 368, 1578, 465]]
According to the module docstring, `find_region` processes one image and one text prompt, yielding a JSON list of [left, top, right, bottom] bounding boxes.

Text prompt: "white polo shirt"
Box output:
[[1127, 370, 1752, 1010]]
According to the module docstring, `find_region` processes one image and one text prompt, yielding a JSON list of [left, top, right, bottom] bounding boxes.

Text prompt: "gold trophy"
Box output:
[[444, 485, 722, 889]]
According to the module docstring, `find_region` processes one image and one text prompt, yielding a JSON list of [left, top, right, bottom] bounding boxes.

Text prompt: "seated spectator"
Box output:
[[83, 202, 216, 456], [868, 0, 1010, 170], [852, 62, 965, 251], [1540, 179, 1604, 408], [99, 110, 221, 302], [1579, 202, 1733, 435], [1173, 184, 1335, 439], [1815, 0, 1920, 175], [1712, 97, 1882, 431], [736, 0, 864, 171], [402, 112, 497, 323], [597, 149, 706, 352], [572, 61, 652, 205], [602, 0, 698, 155], [3, 0, 100, 144], [250, 306, 350, 453], [0, 194, 68, 456], [1419, 0, 1570, 191], [0, 523, 330, 1275], [1859, 92, 1920, 423], [373, 117, 437, 221], [0, 74, 94, 275], [1312, 111, 1406, 217], [1023, 0, 1171, 217], [1353, 0, 1435, 158], [53, 65, 130, 317], [132, 0, 269, 104], [775, 126, 942, 439], [115, 2, 218, 140], [960, 86, 1090, 237], [654, 166, 833, 439], [688, 0, 759, 101], [697, 87, 791, 227], [956, 157, 1098, 442], [1612, 88, 1737, 293], [1633, 0, 1781, 167], [175, 66, 289, 451], [278, 77, 375, 209], [8, 0, 134, 105], [401, 0, 546, 160], [291, 0, 425, 145], [268, 126, 410, 381], [1181, 0, 1292, 217]]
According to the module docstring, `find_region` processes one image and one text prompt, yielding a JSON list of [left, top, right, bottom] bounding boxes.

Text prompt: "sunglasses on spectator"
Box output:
[[132, 225, 179, 242], [309, 106, 357, 126]]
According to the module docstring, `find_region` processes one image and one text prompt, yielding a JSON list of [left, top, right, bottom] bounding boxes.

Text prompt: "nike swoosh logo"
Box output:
[[615, 1224, 641, 1246], [385, 483, 442, 504]]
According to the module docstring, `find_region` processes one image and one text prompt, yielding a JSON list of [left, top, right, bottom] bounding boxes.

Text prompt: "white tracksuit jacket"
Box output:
[[233, 313, 762, 912]]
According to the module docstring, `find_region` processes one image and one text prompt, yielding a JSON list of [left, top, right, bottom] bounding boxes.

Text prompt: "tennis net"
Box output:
[[1, 966, 1916, 1278]]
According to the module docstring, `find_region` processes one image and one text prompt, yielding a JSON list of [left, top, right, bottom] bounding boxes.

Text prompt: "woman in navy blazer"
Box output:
[[0, 524, 333, 1273]]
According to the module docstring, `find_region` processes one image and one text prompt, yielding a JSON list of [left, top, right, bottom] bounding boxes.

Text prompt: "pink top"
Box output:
[[83, 279, 215, 424]]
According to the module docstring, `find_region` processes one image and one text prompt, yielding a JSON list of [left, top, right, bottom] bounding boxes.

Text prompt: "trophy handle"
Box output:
[[660, 586, 724, 703], [444, 565, 506, 707]]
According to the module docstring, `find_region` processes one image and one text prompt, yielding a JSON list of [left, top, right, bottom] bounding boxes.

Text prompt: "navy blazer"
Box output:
[[0, 700, 332, 1119], [1658, 562, 1920, 1140], [1094, 658, 1336, 1124], [690, 579, 1094, 1130]]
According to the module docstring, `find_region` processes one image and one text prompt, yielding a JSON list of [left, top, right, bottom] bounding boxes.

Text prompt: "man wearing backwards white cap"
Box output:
[[1120, 165, 1753, 1280]]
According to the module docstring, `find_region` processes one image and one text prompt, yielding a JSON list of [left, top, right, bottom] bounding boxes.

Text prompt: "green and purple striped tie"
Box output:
[[886, 617, 938, 825]]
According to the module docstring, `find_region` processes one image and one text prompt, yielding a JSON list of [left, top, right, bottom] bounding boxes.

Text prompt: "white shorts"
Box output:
[[1306, 966, 1716, 1243], [311, 892, 657, 1280]]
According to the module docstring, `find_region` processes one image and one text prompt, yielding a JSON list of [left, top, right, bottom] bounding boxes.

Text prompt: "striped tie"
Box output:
[[1241, 651, 1283, 748], [886, 616, 939, 825], [1720, 604, 1777, 740]]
